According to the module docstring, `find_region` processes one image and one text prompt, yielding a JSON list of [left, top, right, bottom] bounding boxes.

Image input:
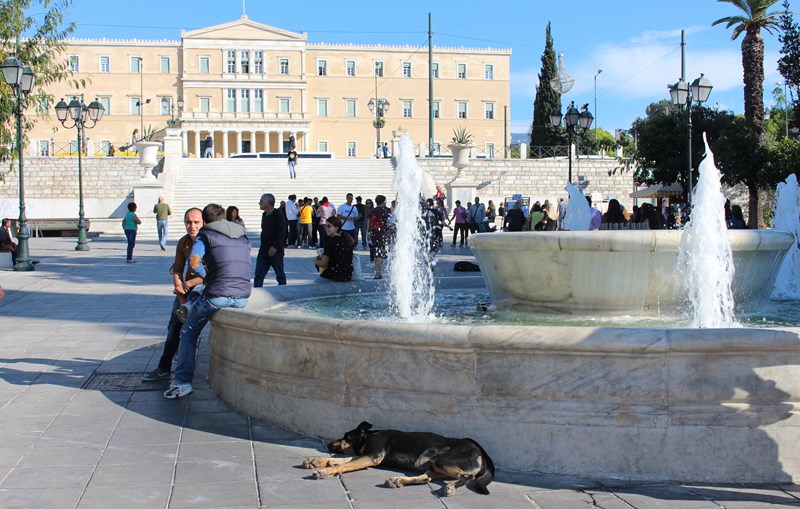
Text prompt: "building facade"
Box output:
[[27, 15, 511, 159]]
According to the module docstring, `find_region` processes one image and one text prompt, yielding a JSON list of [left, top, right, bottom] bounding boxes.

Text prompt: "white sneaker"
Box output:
[[163, 383, 193, 399]]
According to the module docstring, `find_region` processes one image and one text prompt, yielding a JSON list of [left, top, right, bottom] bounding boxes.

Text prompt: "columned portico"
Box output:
[[180, 123, 310, 157]]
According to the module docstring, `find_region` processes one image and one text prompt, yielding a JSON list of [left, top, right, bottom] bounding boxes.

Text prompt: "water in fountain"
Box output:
[[678, 133, 737, 327], [563, 181, 593, 231], [387, 134, 435, 321], [772, 173, 800, 299]]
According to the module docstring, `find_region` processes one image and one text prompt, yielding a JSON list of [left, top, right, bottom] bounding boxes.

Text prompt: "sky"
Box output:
[[38, 0, 789, 136]]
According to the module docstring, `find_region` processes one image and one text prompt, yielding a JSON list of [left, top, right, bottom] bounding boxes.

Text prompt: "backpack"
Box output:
[[368, 207, 388, 233]]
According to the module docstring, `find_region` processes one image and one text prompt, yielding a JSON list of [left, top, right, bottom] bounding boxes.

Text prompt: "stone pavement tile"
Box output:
[[258, 478, 350, 506], [88, 461, 175, 487], [116, 409, 185, 428], [169, 481, 259, 509], [1, 464, 95, 489], [20, 445, 104, 466], [186, 397, 236, 413], [0, 447, 27, 466], [0, 487, 83, 509], [178, 440, 253, 463], [180, 424, 251, 442], [251, 420, 317, 443], [436, 492, 535, 509], [613, 484, 738, 509], [126, 396, 188, 414], [0, 414, 56, 432], [525, 488, 600, 509], [494, 471, 602, 491], [76, 484, 171, 509], [46, 413, 123, 434], [253, 442, 327, 480], [107, 425, 182, 446], [175, 458, 256, 483], [0, 431, 41, 448], [686, 485, 800, 507], [183, 411, 249, 429], [99, 443, 178, 465], [36, 428, 114, 448]]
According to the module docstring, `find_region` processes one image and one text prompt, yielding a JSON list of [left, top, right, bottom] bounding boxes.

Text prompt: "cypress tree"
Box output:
[[530, 22, 563, 157]]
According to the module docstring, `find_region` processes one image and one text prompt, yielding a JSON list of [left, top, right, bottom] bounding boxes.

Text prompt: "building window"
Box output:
[[226, 50, 236, 73], [457, 101, 468, 119], [486, 143, 495, 158], [345, 99, 356, 117], [457, 63, 466, 79], [347, 141, 357, 157], [130, 97, 142, 115], [402, 100, 412, 118], [484, 64, 494, 80], [240, 50, 249, 73], [160, 97, 171, 115], [254, 90, 263, 112], [240, 89, 250, 112], [226, 89, 236, 112], [99, 56, 110, 73], [402, 62, 412, 78], [279, 58, 289, 75], [374, 61, 384, 77], [346, 60, 356, 77], [318, 140, 328, 152], [317, 98, 328, 117], [37, 96, 50, 112], [432, 62, 439, 79], [39, 140, 50, 156], [254, 51, 263, 73], [317, 59, 327, 76], [130, 56, 142, 73], [69, 140, 79, 154], [97, 96, 110, 115], [432, 101, 440, 119], [484, 102, 495, 119], [199, 56, 210, 74], [100, 140, 112, 155], [279, 97, 290, 113], [200, 97, 210, 113], [68, 55, 79, 72], [160, 56, 170, 74]]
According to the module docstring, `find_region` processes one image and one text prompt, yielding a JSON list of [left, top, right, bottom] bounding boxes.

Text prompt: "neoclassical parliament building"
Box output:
[[27, 15, 511, 159]]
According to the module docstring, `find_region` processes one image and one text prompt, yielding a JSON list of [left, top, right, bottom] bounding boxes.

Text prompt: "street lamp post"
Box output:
[[0, 53, 36, 271], [594, 69, 603, 146], [668, 73, 712, 206], [367, 96, 390, 158], [55, 95, 105, 251], [162, 97, 183, 127], [550, 101, 594, 183]]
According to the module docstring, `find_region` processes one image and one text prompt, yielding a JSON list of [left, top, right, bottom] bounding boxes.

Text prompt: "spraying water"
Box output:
[[678, 133, 737, 327], [772, 173, 800, 299], [563, 181, 594, 231], [387, 134, 435, 321]]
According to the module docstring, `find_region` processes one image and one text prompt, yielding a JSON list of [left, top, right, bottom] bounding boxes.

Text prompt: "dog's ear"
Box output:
[[358, 421, 373, 431]]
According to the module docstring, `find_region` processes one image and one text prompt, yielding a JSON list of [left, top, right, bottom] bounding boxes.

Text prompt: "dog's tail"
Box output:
[[470, 440, 495, 495]]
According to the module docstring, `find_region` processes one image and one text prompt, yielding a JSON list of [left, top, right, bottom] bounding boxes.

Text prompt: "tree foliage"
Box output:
[[529, 22, 562, 154], [778, 0, 800, 127], [0, 0, 77, 173]]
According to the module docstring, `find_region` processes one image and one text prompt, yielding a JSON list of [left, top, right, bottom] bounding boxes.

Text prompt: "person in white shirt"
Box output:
[[337, 193, 360, 241], [285, 194, 300, 247]]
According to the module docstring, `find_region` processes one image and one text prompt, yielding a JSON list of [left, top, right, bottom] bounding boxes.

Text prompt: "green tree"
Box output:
[[529, 22, 562, 156], [713, 0, 784, 227], [778, 0, 800, 126], [1, 0, 77, 173]]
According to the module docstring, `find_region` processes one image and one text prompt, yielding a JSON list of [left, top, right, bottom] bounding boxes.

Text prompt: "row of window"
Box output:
[[67, 52, 497, 81], [315, 98, 496, 120]]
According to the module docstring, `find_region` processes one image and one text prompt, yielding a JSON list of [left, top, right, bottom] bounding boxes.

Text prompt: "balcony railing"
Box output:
[[181, 111, 307, 121]]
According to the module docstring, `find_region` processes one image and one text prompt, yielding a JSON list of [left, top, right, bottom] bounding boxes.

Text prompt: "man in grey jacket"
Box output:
[[164, 203, 251, 399]]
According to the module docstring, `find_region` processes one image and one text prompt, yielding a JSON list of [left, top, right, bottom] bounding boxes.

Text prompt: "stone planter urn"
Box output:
[[135, 141, 161, 168], [448, 143, 472, 169]]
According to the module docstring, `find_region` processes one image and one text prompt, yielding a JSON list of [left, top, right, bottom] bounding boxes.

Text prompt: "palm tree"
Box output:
[[713, 0, 783, 227]]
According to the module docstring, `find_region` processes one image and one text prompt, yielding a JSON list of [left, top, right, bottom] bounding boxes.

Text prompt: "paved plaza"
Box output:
[[0, 236, 799, 508]]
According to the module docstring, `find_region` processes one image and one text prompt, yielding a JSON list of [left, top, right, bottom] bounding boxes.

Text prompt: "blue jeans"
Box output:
[[173, 294, 247, 384], [124, 229, 137, 260], [288, 161, 296, 178], [157, 298, 182, 372], [254, 249, 286, 286], [157, 220, 169, 247]]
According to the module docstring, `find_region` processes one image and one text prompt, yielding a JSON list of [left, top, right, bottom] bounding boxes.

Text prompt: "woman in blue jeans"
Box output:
[[122, 202, 141, 263]]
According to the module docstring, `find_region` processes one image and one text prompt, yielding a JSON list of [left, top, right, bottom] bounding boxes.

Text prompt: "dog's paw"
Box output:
[[312, 469, 331, 479], [302, 458, 314, 469], [443, 484, 457, 497], [385, 477, 404, 489], [303, 457, 328, 469]]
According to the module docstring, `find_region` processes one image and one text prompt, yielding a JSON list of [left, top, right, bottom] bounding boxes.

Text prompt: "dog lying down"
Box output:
[[303, 421, 495, 496]]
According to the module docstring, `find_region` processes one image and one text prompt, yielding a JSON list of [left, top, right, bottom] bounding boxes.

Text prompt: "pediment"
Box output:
[[182, 16, 306, 42]]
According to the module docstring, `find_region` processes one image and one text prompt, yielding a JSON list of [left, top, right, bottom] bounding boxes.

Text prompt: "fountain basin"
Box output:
[[469, 230, 793, 314], [208, 280, 800, 483]]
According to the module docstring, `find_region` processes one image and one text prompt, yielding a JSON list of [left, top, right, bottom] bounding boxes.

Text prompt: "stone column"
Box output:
[[194, 131, 201, 158], [222, 131, 229, 158], [236, 131, 242, 156], [182, 131, 188, 156], [519, 143, 528, 160]]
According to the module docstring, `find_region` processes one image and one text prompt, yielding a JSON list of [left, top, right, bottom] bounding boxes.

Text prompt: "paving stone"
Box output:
[[175, 458, 256, 483], [76, 485, 171, 509], [169, 481, 259, 509], [526, 489, 599, 509], [99, 443, 178, 465], [1, 464, 95, 489], [258, 478, 350, 506], [178, 440, 253, 463], [613, 484, 734, 508], [0, 447, 27, 466], [20, 445, 103, 466], [88, 461, 175, 487], [686, 484, 800, 507], [0, 487, 83, 509]]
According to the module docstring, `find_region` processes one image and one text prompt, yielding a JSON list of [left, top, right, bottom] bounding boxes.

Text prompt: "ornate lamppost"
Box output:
[[0, 53, 36, 271], [668, 73, 712, 206], [550, 101, 594, 183], [367, 97, 390, 158], [162, 97, 184, 127], [54, 95, 105, 251]]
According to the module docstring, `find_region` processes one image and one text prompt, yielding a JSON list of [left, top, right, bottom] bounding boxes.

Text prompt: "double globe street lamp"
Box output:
[[54, 95, 105, 251], [162, 97, 184, 128], [668, 73, 712, 206], [550, 101, 594, 183], [0, 53, 36, 271], [367, 97, 389, 158]]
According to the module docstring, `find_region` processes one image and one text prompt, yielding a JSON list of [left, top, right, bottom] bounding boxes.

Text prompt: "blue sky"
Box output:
[[48, 0, 787, 135]]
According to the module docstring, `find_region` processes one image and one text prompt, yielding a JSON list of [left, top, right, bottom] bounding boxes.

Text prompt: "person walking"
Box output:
[[287, 148, 298, 179], [254, 193, 287, 287], [203, 134, 214, 158], [164, 203, 251, 399], [450, 200, 469, 247], [122, 202, 141, 263], [368, 194, 392, 279], [153, 196, 172, 251], [298, 197, 314, 248], [285, 194, 299, 247], [354, 196, 366, 248], [337, 193, 359, 241], [142, 208, 204, 382]]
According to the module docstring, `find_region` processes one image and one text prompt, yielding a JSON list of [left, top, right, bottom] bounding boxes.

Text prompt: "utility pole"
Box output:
[[428, 13, 434, 157]]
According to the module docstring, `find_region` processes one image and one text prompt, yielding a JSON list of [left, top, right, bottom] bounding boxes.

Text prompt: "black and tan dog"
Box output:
[[303, 421, 494, 496]]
